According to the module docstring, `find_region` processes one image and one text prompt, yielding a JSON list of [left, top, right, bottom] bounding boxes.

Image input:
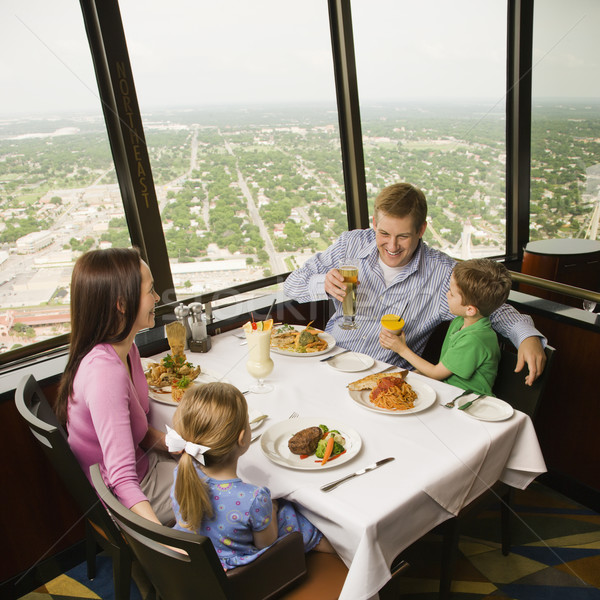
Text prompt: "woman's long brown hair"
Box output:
[[56, 248, 142, 425]]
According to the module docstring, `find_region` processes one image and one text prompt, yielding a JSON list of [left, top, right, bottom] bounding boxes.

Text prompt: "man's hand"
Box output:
[[325, 268, 354, 302], [515, 336, 546, 386]]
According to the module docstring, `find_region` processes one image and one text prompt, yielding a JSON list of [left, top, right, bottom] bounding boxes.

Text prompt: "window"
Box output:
[[352, 0, 507, 259], [0, 0, 129, 355], [531, 0, 600, 241], [118, 0, 345, 303]]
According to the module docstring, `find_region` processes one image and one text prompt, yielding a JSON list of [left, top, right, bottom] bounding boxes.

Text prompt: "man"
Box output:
[[284, 183, 546, 384]]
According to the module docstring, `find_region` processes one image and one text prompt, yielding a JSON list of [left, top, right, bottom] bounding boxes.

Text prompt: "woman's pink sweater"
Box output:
[[68, 342, 150, 509]]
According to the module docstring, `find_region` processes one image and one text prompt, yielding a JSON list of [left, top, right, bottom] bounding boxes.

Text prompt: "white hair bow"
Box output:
[[165, 425, 211, 465]]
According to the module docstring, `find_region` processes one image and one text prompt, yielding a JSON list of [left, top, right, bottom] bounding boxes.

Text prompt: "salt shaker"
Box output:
[[188, 302, 211, 352]]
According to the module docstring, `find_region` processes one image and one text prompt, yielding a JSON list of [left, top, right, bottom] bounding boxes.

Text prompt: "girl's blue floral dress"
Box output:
[[171, 464, 322, 570]]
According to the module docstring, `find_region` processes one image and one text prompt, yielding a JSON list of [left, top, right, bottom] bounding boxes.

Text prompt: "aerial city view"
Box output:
[[1, 100, 599, 350]]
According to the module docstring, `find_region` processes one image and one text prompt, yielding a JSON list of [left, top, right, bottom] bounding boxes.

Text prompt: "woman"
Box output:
[[56, 248, 176, 525]]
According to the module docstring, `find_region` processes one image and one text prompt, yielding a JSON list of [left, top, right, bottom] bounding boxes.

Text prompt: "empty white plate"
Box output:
[[327, 351, 375, 372], [458, 396, 514, 421]]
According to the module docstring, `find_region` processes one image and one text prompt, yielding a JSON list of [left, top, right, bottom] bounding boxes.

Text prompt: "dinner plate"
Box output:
[[348, 376, 436, 415], [260, 417, 362, 470], [147, 368, 224, 406], [458, 396, 514, 422], [327, 351, 374, 372], [270, 324, 336, 357]]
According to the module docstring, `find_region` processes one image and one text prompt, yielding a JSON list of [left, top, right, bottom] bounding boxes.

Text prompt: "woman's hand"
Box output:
[[141, 426, 170, 453]]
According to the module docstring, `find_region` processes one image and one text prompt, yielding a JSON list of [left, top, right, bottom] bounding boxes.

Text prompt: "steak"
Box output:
[[288, 426, 323, 455]]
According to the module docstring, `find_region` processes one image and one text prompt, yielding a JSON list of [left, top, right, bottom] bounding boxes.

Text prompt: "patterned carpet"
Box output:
[[395, 482, 600, 599], [17, 482, 600, 600]]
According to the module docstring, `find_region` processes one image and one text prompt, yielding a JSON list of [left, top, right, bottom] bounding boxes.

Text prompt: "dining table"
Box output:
[[145, 326, 546, 600]]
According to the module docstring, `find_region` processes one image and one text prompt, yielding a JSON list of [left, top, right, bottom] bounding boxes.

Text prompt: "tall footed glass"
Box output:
[[244, 328, 274, 393], [339, 262, 359, 330]]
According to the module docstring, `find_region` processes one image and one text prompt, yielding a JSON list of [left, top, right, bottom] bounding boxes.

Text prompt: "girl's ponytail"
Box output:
[[174, 453, 212, 530]]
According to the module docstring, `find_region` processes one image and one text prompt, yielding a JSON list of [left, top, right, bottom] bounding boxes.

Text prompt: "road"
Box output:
[[219, 130, 286, 274]]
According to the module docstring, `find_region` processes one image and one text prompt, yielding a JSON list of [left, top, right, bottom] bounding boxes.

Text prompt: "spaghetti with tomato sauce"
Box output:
[[369, 375, 417, 411]]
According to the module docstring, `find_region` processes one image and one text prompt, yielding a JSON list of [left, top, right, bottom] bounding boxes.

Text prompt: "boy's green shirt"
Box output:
[[440, 316, 500, 396]]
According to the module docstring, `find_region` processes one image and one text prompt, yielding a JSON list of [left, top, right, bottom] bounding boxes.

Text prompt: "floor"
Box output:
[[17, 482, 600, 600]]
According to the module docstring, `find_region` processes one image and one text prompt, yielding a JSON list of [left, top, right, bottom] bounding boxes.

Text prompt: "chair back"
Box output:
[[493, 344, 556, 419], [90, 463, 307, 600], [14, 374, 124, 550]]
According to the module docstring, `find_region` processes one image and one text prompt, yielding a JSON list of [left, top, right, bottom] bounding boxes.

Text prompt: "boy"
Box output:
[[379, 258, 512, 395]]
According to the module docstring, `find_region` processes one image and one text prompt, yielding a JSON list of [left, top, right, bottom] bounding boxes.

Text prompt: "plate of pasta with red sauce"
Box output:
[[347, 371, 436, 415]]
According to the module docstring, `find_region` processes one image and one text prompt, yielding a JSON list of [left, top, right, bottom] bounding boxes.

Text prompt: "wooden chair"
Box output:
[[437, 344, 556, 599], [91, 463, 349, 600], [15, 374, 133, 600]]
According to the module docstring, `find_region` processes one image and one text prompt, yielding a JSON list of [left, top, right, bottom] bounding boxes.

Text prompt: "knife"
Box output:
[[458, 394, 487, 411], [320, 457, 395, 492], [320, 349, 351, 362]]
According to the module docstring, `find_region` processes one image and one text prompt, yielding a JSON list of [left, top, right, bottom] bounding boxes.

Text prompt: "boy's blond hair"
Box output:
[[452, 259, 512, 317], [172, 382, 248, 530]]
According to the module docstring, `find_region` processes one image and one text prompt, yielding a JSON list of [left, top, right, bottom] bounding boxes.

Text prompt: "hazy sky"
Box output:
[[1, 0, 599, 117]]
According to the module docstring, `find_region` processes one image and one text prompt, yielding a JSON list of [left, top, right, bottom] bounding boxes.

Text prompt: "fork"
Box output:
[[252, 412, 298, 444], [443, 389, 473, 409]]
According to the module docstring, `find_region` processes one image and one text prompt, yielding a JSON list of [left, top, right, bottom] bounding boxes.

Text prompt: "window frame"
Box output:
[[0, 0, 535, 368]]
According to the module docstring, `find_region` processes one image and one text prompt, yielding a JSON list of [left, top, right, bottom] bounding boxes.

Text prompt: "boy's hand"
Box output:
[[379, 328, 407, 355]]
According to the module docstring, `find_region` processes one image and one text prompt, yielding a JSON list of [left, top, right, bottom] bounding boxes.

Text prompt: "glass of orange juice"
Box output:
[[381, 313, 405, 335], [339, 262, 359, 330]]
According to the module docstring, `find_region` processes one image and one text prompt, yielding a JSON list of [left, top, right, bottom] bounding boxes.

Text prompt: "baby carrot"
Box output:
[[321, 436, 335, 466]]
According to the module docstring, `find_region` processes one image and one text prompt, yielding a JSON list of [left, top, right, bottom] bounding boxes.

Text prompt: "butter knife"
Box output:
[[458, 394, 487, 411], [320, 349, 351, 362], [320, 457, 395, 492]]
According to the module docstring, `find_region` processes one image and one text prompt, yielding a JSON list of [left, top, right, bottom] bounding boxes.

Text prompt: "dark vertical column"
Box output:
[[78, 0, 175, 302], [506, 0, 534, 259], [328, 0, 369, 230]]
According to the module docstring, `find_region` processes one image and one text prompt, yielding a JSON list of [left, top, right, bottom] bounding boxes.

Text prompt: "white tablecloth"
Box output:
[[147, 330, 546, 600]]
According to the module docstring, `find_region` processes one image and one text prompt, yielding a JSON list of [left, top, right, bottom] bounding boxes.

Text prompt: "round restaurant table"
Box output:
[[520, 238, 600, 308]]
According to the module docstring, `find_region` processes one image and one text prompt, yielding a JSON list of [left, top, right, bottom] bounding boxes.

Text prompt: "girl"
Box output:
[[167, 382, 335, 569], [56, 247, 176, 525]]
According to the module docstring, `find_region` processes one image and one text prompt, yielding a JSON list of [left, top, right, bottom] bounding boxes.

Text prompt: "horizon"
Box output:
[[2, 97, 600, 124]]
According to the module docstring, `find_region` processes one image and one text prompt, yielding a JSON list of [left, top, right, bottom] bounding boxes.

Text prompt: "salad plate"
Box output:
[[260, 417, 362, 470], [147, 368, 224, 406]]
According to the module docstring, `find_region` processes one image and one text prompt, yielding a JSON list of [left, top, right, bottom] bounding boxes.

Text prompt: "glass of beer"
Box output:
[[339, 262, 359, 330]]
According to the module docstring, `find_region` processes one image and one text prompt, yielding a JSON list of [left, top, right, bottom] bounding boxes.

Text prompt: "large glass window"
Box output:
[[118, 0, 345, 302], [0, 0, 129, 355], [531, 0, 600, 241], [352, 0, 507, 259]]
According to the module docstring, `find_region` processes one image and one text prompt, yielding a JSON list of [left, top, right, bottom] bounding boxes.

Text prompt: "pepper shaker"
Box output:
[[188, 302, 211, 352]]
